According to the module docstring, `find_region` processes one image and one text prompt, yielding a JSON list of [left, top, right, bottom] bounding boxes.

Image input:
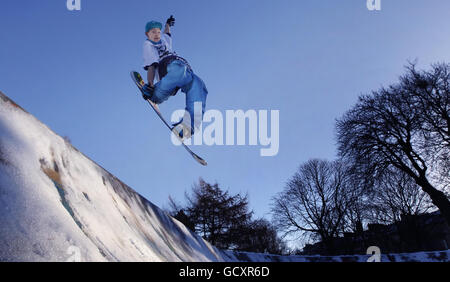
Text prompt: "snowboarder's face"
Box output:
[[146, 28, 161, 42]]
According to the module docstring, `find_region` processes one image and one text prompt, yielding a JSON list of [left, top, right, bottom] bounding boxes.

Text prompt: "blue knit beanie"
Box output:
[[145, 21, 162, 33]]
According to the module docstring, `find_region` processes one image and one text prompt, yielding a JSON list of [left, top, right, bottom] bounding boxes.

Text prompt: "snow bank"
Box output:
[[221, 249, 450, 262], [0, 91, 225, 262]]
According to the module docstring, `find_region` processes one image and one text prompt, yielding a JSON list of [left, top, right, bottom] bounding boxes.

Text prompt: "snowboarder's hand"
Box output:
[[142, 84, 154, 100], [166, 15, 175, 27]]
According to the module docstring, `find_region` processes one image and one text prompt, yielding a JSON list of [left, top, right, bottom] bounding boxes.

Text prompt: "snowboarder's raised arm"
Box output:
[[164, 15, 175, 36], [163, 23, 171, 36]]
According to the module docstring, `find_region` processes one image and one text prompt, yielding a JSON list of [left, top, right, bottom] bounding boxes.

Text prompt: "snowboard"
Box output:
[[130, 71, 207, 166]]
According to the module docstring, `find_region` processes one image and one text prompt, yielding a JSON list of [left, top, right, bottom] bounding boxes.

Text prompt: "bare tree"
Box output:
[[401, 62, 450, 148], [341, 164, 375, 235], [336, 63, 450, 224], [401, 62, 450, 190], [271, 159, 354, 254], [369, 168, 432, 224], [367, 168, 434, 251], [344, 191, 369, 235]]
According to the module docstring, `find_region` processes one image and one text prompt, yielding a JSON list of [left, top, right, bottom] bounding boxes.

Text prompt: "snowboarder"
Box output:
[[141, 15, 208, 140]]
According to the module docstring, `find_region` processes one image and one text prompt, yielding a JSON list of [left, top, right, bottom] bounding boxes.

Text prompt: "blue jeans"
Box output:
[[150, 60, 208, 134]]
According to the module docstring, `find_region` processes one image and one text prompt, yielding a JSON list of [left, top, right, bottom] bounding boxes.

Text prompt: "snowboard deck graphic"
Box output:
[[130, 71, 207, 166]]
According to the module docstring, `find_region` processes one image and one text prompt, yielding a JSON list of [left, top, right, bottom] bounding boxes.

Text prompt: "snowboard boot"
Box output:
[[142, 84, 155, 100]]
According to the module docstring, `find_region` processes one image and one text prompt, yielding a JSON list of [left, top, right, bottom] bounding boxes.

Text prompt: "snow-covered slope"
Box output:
[[0, 91, 226, 262]]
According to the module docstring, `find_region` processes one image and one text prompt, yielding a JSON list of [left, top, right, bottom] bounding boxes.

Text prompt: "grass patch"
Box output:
[[40, 158, 62, 185]]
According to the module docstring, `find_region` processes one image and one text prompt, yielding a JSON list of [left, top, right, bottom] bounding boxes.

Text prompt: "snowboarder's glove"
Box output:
[[166, 15, 175, 27], [142, 84, 154, 100]]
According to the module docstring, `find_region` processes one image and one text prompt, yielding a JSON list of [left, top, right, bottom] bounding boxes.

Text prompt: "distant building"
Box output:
[[301, 211, 450, 255]]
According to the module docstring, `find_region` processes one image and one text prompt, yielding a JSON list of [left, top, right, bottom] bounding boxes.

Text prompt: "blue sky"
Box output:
[[1, 0, 450, 227]]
